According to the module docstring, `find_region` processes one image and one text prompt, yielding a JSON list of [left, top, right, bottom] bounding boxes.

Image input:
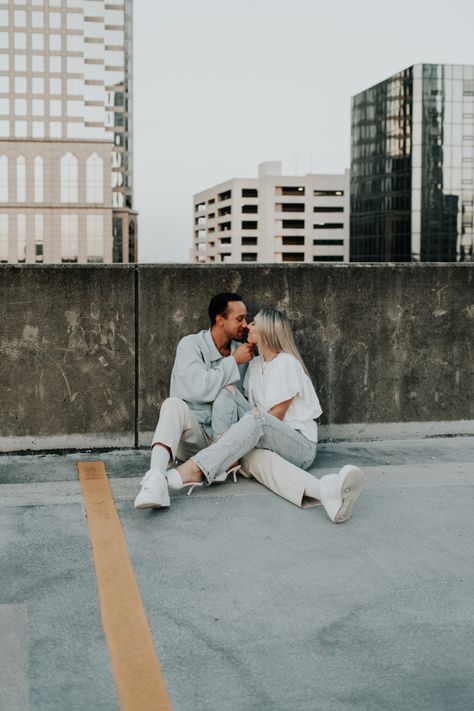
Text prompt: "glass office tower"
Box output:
[[0, 0, 136, 264], [351, 64, 474, 262]]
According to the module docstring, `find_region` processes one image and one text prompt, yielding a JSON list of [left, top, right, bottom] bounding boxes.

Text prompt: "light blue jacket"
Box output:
[[170, 329, 246, 435]]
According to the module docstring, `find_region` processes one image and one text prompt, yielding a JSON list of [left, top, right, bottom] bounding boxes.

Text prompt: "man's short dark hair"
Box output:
[[208, 292, 243, 325]]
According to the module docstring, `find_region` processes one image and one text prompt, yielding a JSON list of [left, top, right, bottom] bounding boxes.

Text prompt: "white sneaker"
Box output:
[[134, 470, 170, 509], [320, 465, 364, 523]]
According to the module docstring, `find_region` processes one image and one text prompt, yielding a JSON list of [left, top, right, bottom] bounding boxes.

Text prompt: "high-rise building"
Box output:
[[0, 0, 136, 264], [351, 63, 474, 262], [191, 162, 349, 264]]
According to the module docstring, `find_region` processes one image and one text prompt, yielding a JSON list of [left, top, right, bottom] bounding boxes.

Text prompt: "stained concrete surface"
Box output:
[[1, 437, 474, 711]]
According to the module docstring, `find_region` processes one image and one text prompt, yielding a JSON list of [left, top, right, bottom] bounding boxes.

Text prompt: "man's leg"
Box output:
[[135, 397, 210, 509]]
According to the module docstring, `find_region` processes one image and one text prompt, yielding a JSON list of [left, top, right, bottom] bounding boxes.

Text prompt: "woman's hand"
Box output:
[[268, 398, 293, 421]]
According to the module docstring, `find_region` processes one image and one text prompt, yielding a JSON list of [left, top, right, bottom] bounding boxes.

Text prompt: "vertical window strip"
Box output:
[[0, 214, 8, 262], [86, 152, 104, 203], [60, 152, 78, 203], [17, 213, 26, 262], [61, 213, 78, 262], [34, 156, 44, 203], [17, 156, 26, 203], [87, 213, 104, 262], [0, 156, 8, 202], [35, 214, 44, 262]]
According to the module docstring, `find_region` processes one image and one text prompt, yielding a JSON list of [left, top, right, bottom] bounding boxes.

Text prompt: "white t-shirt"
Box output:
[[243, 352, 322, 442]]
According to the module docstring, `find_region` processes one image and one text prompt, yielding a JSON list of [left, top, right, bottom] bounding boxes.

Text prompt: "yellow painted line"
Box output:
[[77, 461, 173, 711]]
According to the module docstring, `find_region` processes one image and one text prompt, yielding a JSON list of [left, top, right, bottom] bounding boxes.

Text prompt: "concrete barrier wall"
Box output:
[[1, 264, 473, 451]]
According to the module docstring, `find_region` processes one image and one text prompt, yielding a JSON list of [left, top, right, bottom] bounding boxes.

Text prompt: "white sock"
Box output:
[[304, 476, 322, 500], [150, 445, 170, 475]]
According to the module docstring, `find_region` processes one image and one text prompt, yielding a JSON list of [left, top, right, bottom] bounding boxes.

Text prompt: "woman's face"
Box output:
[[247, 317, 259, 346]]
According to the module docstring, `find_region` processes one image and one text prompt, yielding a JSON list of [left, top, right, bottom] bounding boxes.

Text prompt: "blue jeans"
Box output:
[[193, 387, 317, 483]]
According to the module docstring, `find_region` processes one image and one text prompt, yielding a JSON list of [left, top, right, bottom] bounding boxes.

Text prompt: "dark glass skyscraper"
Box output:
[[351, 64, 474, 262]]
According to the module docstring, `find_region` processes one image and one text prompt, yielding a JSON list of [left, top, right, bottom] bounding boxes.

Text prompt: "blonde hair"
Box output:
[[255, 308, 309, 375]]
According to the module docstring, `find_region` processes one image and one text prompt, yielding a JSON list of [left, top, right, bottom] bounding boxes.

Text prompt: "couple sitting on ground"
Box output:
[[134, 292, 364, 523]]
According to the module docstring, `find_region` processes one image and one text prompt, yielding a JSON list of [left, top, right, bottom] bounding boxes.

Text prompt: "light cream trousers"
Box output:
[[152, 397, 319, 509]]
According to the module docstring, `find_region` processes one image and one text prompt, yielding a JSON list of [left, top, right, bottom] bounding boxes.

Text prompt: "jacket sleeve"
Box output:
[[173, 337, 241, 403]]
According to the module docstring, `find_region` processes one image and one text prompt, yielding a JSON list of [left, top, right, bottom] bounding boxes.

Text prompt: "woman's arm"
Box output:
[[268, 397, 293, 421]]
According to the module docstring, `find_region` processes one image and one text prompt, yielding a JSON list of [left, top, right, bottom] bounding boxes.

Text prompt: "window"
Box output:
[[32, 11, 44, 27], [0, 214, 8, 261], [32, 33, 44, 50], [35, 214, 43, 262], [278, 186, 305, 196], [61, 214, 78, 262], [313, 255, 344, 262], [14, 55, 26, 71], [15, 98, 27, 116], [313, 206, 344, 213], [86, 153, 104, 202], [313, 239, 344, 246], [50, 79, 62, 95], [242, 204, 258, 214], [0, 156, 8, 202], [241, 253, 257, 262], [34, 156, 43, 202], [49, 34, 61, 50], [15, 121, 27, 137], [0, 120, 8, 137], [242, 188, 258, 198], [32, 55, 44, 72], [16, 156, 26, 202], [313, 189, 344, 196], [14, 33, 26, 50], [32, 78, 44, 94], [282, 253, 304, 262], [32, 122, 44, 138], [218, 205, 231, 217], [17, 214, 26, 262], [242, 221, 257, 230], [279, 203, 305, 212], [242, 237, 257, 245], [49, 56, 62, 73], [15, 77, 26, 93], [282, 236, 304, 245], [87, 214, 104, 262], [282, 219, 304, 229], [218, 189, 231, 201], [313, 222, 344, 229], [60, 152, 78, 202]]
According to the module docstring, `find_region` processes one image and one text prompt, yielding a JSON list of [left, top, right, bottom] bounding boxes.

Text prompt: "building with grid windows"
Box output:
[[191, 162, 349, 264], [0, 0, 136, 264], [351, 63, 474, 262]]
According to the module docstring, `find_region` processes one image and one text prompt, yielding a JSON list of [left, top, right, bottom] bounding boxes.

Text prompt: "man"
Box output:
[[134, 292, 254, 509]]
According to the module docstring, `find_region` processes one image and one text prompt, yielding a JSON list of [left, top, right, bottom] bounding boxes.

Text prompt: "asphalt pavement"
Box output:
[[1, 436, 474, 711]]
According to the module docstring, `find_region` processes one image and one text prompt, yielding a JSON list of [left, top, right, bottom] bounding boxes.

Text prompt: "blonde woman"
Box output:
[[167, 308, 364, 523]]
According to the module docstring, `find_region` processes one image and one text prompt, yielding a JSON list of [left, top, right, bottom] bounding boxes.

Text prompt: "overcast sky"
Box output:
[[133, 0, 474, 262]]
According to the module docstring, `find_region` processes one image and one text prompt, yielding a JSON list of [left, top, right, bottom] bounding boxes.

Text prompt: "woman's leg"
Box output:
[[241, 449, 321, 508], [211, 385, 252, 439], [192, 409, 317, 484]]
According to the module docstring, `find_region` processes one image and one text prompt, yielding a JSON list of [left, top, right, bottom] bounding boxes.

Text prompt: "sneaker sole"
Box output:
[[134, 500, 170, 509], [334, 465, 364, 523]]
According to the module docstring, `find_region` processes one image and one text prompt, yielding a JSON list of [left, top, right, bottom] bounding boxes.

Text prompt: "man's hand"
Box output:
[[232, 342, 255, 365]]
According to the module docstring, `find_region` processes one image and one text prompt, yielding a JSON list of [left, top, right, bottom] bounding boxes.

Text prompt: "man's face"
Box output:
[[219, 301, 248, 341]]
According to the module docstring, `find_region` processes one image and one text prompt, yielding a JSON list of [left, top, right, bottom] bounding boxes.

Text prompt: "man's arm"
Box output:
[[173, 337, 252, 404]]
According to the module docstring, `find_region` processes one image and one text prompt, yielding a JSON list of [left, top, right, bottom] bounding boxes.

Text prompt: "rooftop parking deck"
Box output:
[[1, 436, 474, 711]]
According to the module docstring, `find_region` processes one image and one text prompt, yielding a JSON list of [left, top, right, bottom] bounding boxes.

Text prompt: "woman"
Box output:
[[167, 308, 364, 523]]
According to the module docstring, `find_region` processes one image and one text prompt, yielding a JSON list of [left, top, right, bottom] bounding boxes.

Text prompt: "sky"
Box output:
[[133, 0, 474, 263]]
